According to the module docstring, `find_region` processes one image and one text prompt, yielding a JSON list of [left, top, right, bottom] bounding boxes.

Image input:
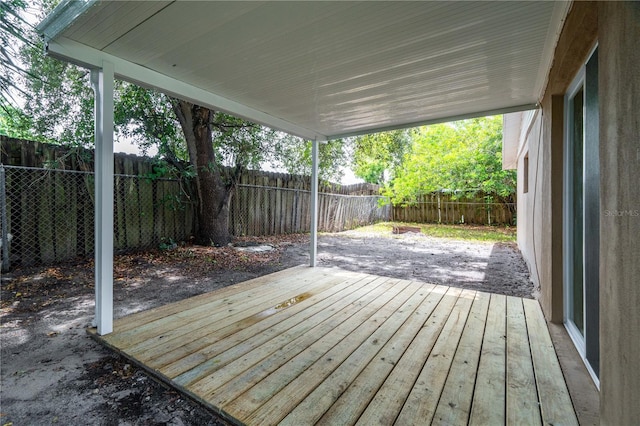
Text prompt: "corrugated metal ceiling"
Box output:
[[39, 1, 568, 140]]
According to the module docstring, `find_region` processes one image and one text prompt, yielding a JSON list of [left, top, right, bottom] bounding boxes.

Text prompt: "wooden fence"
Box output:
[[230, 184, 389, 236], [0, 137, 390, 268], [0, 166, 195, 268], [392, 192, 515, 225], [0, 136, 381, 195]]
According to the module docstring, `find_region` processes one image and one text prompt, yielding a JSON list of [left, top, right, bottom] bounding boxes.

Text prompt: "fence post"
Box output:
[[0, 166, 9, 271]]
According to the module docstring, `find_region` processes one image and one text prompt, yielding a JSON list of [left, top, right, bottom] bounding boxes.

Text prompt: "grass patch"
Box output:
[[350, 221, 516, 243]]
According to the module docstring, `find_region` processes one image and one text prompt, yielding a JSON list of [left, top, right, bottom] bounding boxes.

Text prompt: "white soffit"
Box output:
[[38, 1, 568, 140]]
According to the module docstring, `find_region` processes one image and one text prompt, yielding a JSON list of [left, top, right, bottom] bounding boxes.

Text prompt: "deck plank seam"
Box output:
[[210, 277, 412, 411], [279, 282, 445, 426], [114, 273, 327, 351], [187, 276, 403, 398], [150, 273, 379, 372], [351, 287, 463, 426], [390, 289, 475, 426], [430, 291, 490, 426], [156, 273, 383, 378], [463, 292, 492, 426], [168, 274, 392, 388], [241, 279, 430, 424]]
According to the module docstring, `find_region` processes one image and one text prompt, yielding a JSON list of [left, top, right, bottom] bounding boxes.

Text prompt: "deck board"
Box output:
[[430, 291, 490, 426], [523, 299, 579, 426], [257, 281, 436, 426], [237, 279, 422, 424], [89, 266, 578, 425], [506, 296, 542, 425], [200, 276, 405, 408], [469, 293, 507, 425], [387, 289, 474, 426], [155, 271, 373, 377], [170, 273, 384, 388]]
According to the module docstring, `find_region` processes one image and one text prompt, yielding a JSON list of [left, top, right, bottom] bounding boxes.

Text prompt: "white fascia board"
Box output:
[[36, 0, 98, 41], [328, 103, 538, 140], [45, 37, 327, 142], [535, 1, 572, 102]]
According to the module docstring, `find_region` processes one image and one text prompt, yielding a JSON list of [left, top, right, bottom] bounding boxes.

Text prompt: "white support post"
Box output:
[[91, 61, 114, 335], [309, 138, 319, 267]]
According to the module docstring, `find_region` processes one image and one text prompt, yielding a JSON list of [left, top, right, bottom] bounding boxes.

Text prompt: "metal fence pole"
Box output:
[[1, 166, 10, 271]]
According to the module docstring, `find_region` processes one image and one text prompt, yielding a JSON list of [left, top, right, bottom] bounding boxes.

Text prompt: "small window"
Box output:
[[523, 153, 529, 194]]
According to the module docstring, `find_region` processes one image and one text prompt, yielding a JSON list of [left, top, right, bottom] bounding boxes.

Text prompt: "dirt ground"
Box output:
[[1, 229, 533, 425]]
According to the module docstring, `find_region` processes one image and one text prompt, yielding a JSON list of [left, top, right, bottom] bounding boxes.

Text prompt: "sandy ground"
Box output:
[[1, 230, 532, 425]]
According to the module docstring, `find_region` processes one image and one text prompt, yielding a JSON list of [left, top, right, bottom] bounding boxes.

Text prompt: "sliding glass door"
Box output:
[[564, 46, 599, 383], [567, 86, 585, 337]]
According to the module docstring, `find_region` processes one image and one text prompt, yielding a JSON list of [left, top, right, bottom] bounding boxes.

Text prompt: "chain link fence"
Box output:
[[0, 165, 194, 270], [0, 166, 391, 270]]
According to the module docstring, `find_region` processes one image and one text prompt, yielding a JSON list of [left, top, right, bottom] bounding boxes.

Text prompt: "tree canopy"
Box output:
[[1, 0, 33, 113], [3, 0, 515, 243], [383, 116, 515, 205], [3, 0, 351, 244], [351, 130, 411, 184]]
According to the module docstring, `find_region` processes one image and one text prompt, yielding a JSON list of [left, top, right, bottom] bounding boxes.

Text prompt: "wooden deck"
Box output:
[[89, 266, 578, 425]]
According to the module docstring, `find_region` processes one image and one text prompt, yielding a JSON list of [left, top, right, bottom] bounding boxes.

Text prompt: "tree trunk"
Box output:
[[172, 100, 233, 246]]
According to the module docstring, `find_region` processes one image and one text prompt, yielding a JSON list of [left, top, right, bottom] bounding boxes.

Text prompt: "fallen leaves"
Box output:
[[0, 234, 309, 313]]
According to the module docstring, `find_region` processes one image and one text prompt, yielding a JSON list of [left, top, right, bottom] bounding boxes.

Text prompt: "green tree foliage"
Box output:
[[1, 0, 32, 112], [0, 105, 35, 139], [8, 0, 349, 244], [351, 130, 411, 184], [384, 116, 515, 205], [20, 46, 95, 146], [270, 135, 348, 184]]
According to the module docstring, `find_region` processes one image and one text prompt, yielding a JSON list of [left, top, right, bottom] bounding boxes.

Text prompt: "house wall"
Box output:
[[598, 2, 640, 424], [516, 111, 543, 297], [516, 2, 640, 423], [517, 2, 598, 322]]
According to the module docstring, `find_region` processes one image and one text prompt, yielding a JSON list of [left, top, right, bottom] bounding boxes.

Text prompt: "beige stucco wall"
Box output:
[[517, 2, 598, 322], [598, 2, 640, 424], [516, 112, 543, 296], [517, 2, 640, 423]]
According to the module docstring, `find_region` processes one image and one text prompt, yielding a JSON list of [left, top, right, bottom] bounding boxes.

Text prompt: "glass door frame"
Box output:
[[563, 44, 600, 387], [563, 67, 586, 354]]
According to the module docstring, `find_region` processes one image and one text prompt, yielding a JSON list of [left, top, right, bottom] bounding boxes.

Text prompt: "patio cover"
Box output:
[[37, 1, 570, 334]]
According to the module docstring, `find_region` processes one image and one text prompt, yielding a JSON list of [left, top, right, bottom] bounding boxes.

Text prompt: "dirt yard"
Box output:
[[1, 228, 533, 425]]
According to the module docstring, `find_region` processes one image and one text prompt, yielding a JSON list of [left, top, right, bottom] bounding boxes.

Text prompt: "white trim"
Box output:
[[586, 42, 599, 65], [585, 352, 601, 390], [92, 61, 114, 336], [563, 66, 585, 340], [563, 64, 602, 389], [564, 320, 600, 389], [44, 38, 539, 143], [309, 139, 319, 267], [535, 1, 571, 102], [330, 104, 538, 140], [36, 0, 98, 40]]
